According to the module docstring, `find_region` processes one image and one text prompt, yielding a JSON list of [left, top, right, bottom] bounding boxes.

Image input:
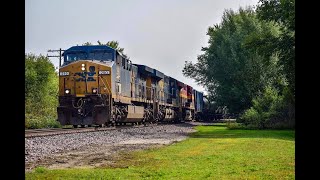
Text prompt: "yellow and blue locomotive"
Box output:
[[57, 45, 203, 127]]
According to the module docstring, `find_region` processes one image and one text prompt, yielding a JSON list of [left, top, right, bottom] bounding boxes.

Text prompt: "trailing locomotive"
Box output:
[[57, 45, 204, 127]]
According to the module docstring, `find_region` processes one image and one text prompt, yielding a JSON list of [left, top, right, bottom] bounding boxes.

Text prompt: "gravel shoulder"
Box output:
[[25, 122, 213, 171]]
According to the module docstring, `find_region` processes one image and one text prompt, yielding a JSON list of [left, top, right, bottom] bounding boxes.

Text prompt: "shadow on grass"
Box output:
[[190, 124, 295, 141]]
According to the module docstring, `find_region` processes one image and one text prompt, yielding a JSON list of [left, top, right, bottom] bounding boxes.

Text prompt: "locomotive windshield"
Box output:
[[63, 49, 113, 65], [64, 51, 87, 65], [88, 50, 113, 61]]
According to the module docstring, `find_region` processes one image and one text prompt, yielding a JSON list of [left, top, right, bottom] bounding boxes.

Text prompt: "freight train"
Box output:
[[57, 45, 204, 127]]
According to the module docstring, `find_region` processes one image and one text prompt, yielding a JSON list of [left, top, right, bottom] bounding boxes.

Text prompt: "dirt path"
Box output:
[[27, 143, 161, 171]]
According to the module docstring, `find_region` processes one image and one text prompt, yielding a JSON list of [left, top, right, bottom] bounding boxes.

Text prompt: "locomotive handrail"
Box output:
[[98, 76, 111, 94]]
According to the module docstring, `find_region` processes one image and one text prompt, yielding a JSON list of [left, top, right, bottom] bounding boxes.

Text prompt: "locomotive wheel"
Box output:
[[116, 115, 121, 123], [81, 125, 85, 128], [73, 125, 78, 128]]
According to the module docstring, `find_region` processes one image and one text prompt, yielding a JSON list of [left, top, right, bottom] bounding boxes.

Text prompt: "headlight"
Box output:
[[65, 89, 70, 94], [59, 71, 69, 76], [82, 64, 85, 67], [92, 88, 98, 94], [81, 67, 85, 71]]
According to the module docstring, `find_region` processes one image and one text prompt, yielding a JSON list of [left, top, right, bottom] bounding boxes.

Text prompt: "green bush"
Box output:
[[240, 86, 291, 129], [25, 54, 61, 129], [25, 115, 42, 129], [45, 117, 61, 128], [25, 114, 61, 129], [226, 122, 245, 130]]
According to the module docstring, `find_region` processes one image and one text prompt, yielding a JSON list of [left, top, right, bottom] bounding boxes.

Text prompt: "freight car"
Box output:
[[57, 45, 204, 127]]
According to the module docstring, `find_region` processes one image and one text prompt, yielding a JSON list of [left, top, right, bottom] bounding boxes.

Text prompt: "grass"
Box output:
[[26, 123, 295, 179]]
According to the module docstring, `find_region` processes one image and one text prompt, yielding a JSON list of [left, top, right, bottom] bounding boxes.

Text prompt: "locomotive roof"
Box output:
[[63, 45, 116, 55]]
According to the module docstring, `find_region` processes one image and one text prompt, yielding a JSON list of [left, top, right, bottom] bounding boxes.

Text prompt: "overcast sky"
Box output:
[[26, 0, 259, 93]]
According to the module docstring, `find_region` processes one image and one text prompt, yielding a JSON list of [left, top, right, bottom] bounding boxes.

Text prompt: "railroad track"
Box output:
[[25, 120, 222, 138], [25, 124, 157, 138]]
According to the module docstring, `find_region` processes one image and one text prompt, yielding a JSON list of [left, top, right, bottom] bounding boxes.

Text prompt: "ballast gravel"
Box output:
[[25, 122, 213, 170]]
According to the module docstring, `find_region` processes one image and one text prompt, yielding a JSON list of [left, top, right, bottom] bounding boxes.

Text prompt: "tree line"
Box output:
[[183, 0, 295, 129], [25, 54, 60, 128]]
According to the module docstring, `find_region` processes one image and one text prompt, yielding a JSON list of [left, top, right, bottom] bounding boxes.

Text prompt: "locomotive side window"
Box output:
[[142, 85, 145, 98], [116, 54, 121, 65], [126, 60, 129, 70], [122, 57, 125, 69], [128, 60, 132, 71], [125, 59, 128, 70]]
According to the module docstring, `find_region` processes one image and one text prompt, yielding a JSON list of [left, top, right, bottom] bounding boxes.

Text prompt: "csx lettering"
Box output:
[[75, 72, 96, 82]]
